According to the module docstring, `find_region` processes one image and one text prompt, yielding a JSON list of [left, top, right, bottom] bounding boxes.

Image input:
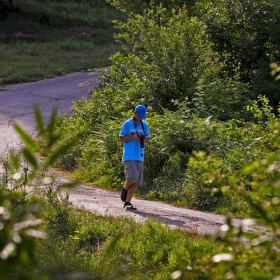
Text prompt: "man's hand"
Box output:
[[131, 134, 140, 141]]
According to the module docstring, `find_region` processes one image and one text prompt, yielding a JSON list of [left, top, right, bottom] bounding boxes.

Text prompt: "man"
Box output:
[[119, 105, 151, 210]]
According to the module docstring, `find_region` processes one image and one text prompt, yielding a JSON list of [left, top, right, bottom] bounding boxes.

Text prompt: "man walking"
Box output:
[[119, 105, 151, 210]]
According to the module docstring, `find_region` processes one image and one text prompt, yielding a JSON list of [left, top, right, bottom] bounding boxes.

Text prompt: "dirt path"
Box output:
[[0, 72, 261, 236], [55, 176, 262, 236]]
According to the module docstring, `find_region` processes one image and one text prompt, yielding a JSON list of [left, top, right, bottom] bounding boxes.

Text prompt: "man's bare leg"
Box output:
[[124, 180, 134, 191], [125, 183, 137, 202], [122, 180, 137, 203]]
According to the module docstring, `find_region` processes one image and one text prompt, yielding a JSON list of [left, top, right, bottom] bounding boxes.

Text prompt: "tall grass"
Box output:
[[33, 188, 219, 280]]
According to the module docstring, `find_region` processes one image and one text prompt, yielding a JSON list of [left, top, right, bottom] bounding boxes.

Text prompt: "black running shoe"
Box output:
[[124, 202, 137, 211], [121, 186, 127, 202]]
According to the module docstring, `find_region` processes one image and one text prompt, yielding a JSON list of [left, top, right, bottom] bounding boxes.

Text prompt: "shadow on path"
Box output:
[[132, 210, 185, 227]]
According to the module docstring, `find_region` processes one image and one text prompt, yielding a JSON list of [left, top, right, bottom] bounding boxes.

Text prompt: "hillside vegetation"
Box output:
[[2, 0, 280, 279], [0, 0, 123, 85]]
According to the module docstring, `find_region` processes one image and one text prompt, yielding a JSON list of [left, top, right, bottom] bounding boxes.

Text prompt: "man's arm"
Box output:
[[143, 123, 150, 143], [119, 134, 139, 142]]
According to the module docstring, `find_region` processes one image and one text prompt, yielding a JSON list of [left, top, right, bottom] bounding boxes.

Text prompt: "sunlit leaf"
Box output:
[[34, 105, 45, 135], [47, 134, 61, 149], [13, 124, 38, 151], [47, 106, 58, 134], [243, 194, 271, 224], [9, 150, 20, 169], [22, 148, 38, 169], [241, 271, 273, 280], [241, 161, 259, 174], [43, 141, 75, 169]]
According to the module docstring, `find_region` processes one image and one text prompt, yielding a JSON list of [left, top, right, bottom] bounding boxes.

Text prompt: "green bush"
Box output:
[[53, 4, 266, 202], [52, 0, 280, 222], [56, 91, 276, 218], [2, 96, 280, 280], [112, 6, 216, 113]]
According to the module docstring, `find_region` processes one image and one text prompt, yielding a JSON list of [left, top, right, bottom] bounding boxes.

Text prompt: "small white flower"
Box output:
[[171, 270, 182, 279], [220, 224, 230, 232], [42, 177, 52, 185], [251, 235, 269, 246], [13, 172, 22, 181], [205, 116, 212, 125], [212, 253, 234, 263], [0, 242, 16, 260]]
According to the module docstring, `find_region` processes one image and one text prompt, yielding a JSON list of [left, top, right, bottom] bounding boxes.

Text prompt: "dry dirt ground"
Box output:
[[53, 172, 263, 236], [0, 72, 261, 236]]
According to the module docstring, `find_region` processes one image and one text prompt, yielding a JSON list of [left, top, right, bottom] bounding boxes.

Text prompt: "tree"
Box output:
[[194, 0, 280, 110], [106, 0, 197, 15], [107, 6, 215, 113]]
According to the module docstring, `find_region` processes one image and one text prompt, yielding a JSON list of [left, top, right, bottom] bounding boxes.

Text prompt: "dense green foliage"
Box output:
[[2, 112, 280, 279], [195, 0, 280, 111], [55, 0, 280, 216], [49, 1, 280, 275]]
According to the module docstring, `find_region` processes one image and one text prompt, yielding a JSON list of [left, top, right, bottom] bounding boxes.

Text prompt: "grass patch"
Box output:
[[0, 42, 118, 84], [33, 189, 219, 280], [0, 0, 123, 85]]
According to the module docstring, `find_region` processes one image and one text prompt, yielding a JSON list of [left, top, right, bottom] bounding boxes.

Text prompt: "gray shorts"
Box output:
[[124, 160, 144, 186]]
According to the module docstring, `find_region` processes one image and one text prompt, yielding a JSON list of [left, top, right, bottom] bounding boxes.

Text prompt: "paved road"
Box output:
[[0, 71, 99, 164]]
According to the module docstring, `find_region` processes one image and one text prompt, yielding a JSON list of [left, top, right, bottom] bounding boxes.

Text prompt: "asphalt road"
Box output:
[[0, 71, 99, 164]]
